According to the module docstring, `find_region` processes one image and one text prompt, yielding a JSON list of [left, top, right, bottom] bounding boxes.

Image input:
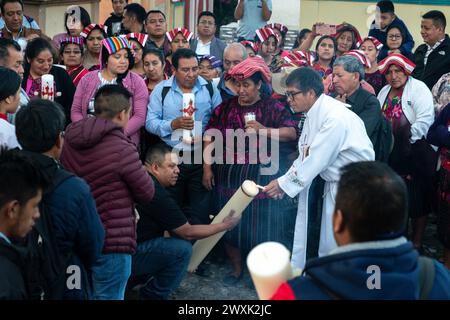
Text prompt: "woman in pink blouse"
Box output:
[[71, 36, 148, 146]]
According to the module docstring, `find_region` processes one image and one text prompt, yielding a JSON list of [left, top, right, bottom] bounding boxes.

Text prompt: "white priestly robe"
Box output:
[[277, 94, 375, 269]]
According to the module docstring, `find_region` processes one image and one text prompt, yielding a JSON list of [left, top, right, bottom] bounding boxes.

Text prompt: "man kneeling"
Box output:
[[129, 144, 240, 300]]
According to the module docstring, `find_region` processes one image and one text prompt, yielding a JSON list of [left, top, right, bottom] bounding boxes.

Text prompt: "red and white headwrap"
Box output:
[[265, 23, 288, 36], [240, 40, 259, 54], [125, 33, 148, 48], [360, 36, 383, 51], [332, 23, 363, 49], [255, 27, 280, 43], [80, 24, 108, 39], [166, 28, 194, 43], [226, 56, 272, 84], [378, 53, 416, 76], [283, 50, 314, 67], [344, 49, 371, 68]]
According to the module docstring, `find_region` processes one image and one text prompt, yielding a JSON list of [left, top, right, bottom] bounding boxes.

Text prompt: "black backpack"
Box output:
[[20, 169, 74, 300]]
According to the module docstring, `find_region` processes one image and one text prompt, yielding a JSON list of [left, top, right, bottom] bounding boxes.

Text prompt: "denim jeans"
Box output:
[[130, 237, 192, 299], [91, 253, 132, 300]]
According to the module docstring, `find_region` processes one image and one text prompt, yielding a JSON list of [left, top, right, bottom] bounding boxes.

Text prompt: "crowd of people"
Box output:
[[0, 0, 450, 300]]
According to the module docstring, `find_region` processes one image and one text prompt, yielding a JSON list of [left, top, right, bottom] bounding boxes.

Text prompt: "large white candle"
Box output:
[[182, 93, 195, 143], [187, 180, 259, 272], [41, 74, 55, 101], [247, 242, 293, 300]]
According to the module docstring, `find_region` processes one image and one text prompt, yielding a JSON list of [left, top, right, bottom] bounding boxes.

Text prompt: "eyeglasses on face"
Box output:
[[388, 34, 402, 40], [63, 50, 82, 55], [285, 90, 303, 99], [199, 20, 215, 26]]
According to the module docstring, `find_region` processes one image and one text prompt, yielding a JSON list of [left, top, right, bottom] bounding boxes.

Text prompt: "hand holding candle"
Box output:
[[187, 180, 260, 272]]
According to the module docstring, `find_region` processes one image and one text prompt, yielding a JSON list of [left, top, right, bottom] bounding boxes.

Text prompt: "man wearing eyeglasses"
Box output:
[[264, 67, 375, 270], [191, 11, 226, 61]]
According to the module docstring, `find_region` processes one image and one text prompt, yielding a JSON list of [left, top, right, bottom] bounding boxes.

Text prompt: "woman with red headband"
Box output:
[[80, 24, 108, 71], [378, 53, 437, 252], [126, 33, 148, 78], [359, 37, 386, 95], [165, 28, 193, 77], [203, 57, 298, 285], [59, 36, 89, 87], [254, 27, 282, 72]]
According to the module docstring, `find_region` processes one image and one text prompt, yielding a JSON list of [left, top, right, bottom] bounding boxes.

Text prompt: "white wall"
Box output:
[[270, 0, 301, 29]]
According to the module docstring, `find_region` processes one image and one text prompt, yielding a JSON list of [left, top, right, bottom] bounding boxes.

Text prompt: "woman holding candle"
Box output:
[[22, 37, 75, 125], [81, 24, 108, 71], [165, 28, 194, 77], [126, 33, 148, 78], [377, 53, 437, 252], [59, 37, 89, 87], [71, 36, 148, 146], [203, 57, 298, 284]]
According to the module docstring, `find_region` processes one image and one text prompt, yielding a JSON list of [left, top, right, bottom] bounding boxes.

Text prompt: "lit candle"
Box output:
[[182, 93, 195, 144], [188, 180, 259, 272], [247, 242, 293, 300], [41, 74, 55, 101]]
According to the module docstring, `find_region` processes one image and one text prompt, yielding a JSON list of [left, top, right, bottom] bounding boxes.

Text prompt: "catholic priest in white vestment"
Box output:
[[265, 67, 375, 269]]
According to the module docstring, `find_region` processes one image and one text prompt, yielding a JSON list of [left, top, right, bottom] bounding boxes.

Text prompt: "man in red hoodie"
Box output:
[[61, 84, 155, 300]]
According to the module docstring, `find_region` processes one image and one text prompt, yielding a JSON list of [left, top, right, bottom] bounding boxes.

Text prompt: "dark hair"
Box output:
[[172, 48, 197, 70], [386, 24, 406, 48], [64, 6, 91, 35], [247, 71, 263, 85], [315, 35, 337, 63], [100, 45, 134, 83], [15, 99, 66, 153], [197, 11, 216, 24], [376, 1, 394, 14], [94, 84, 132, 119], [0, 66, 21, 101], [0, 0, 23, 14], [59, 42, 84, 57], [124, 3, 146, 24], [143, 48, 165, 65], [24, 37, 55, 75], [335, 161, 408, 242], [336, 26, 357, 51], [0, 148, 48, 209], [286, 67, 324, 97], [145, 10, 166, 22], [0, 38, 21, 66], [24, 37, 54, 63], [422, 10, 447, 30], [145, 143, 172, 166], [292, 28, 312, 49]]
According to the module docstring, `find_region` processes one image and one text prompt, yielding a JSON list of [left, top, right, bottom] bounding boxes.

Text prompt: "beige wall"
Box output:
[[24, 1, 99, 38], [300, 1, 450, 50]]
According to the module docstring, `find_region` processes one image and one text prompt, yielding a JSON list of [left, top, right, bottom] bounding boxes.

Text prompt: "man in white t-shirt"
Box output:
[[190, 11, 226, 61]]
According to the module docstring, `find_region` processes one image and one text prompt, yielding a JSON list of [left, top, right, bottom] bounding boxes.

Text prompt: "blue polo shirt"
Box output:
[[146, 75, 222, 151]]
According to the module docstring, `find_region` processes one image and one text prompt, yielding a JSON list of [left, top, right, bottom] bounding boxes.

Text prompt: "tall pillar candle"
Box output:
[[41, 74, 55, 101], [247, 242, 293, 300], [182, 93, 196, 143], [187, 180, 260, 272]]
